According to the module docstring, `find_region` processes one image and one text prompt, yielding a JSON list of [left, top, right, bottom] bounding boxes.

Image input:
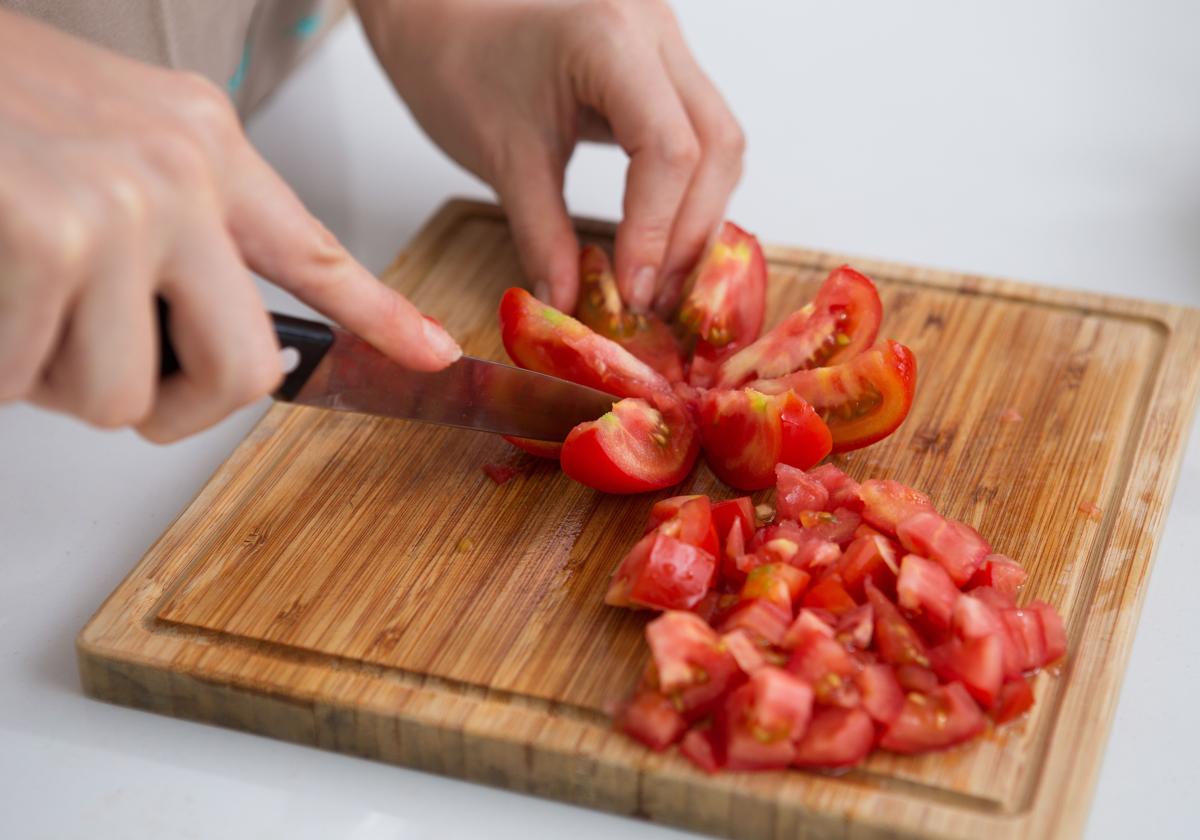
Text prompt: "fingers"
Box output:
[[137, 212, 282, 443], [0, 245, 69, 403], [492, 143, 580, 312], [223, 144, 462, 371]]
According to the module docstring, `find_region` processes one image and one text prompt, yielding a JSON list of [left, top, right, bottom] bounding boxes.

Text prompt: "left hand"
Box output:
[[356, 0, 745, 315]]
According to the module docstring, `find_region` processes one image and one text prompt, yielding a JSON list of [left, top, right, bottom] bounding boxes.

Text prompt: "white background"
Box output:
[[3, 2, 1199, 838]]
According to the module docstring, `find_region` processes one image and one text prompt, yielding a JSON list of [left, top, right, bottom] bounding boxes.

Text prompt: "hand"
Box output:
[[0, 9, 461, 442], [356, 0, 744, 314]]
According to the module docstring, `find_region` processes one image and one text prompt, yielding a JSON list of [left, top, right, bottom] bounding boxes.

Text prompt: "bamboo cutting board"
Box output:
[[79, 200, 1200, 840]]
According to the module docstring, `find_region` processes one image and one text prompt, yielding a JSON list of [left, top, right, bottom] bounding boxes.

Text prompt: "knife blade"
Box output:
[[157, 303, 615, 442]]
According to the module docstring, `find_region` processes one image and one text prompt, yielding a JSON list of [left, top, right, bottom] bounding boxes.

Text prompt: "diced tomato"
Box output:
[[951, 594, 1023, 679], [782, 608, 837, 650], [867, 582, 930, 668], [676, 222, 767, 351], [775, 463, 830, 520], [606, 532, 716, 611], [931, 635, 1004, 707], [679, 727, 721, 773], [858, 479, 934, 535], [481, 463, 521, 484], [745, 667, 815, 741], [797, 507, 862, 546], [617, 690, 687, 751], [896, 554, 961, 630], [713, 682, 798, 771], [712, 497, 756, 545], [992, 677, 1036, 724], [499, 286, 671, 399], [501, 435, 563, 460], [575, 245, 685, 381], [856, 663, 905, 725], [834, 603, 874, 649], [751, 340, 917, 453], [699, 389, 831, 491], [644, 612, 742, 719], [793, 707, 875, 768], [1030, 601, 1067, 665], [967, 553, 1027, 595], [787, 634, 860, 708], [646, 495, 719, 560], [722, 629, 769, 675], [690, 590, 722, 623], [752, 523, 842, 572], [879, 682, 986, 754], [741, 563, 811, 610], [801, 575, 858, 616], [971, 585, 1017, 612], [714, 265, 883, 388], [561, 394, 700, 494], [808, 464, 864, 513], [716, 597, 792, 647], [839, 534, 900, 599], [895, 664, 940, 694], [853, 522, 888, 541], [896, 511, 991, 586], [1003, 608, 1047, 673]]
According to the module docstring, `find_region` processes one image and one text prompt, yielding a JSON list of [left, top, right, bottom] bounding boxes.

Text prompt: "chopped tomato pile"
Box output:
[[496, 223, 917, 493], [611, 466, 1066, 772]]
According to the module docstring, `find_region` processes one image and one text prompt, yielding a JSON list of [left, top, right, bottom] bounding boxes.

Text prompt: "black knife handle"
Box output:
[[156, 298, 335, 402]]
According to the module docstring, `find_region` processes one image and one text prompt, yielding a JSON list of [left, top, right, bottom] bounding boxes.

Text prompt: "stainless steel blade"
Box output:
[[290, 328, 615, 441]]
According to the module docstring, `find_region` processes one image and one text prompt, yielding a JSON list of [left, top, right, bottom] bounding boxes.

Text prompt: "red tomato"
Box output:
[[952, 593, 1024, 678], [970, 585, 1018, 612], [561, 395, 700, 494], [896, 553, 961, 630], [679, 727, 721, 774], [751, 340, 917, 453], [793, 707, 875, 769], [499, 287, 671, 399], [896, 511, 991, 586], [787, 634, 861, 708], [698, 389, 831, 491], [930, 634, 1004, 707], [855, 663, 905, 725], [795, 507, 862, 547], [745, 667, 815, 741], [740, 563, 811, 610], [713, 682, 798, 771], [676, 222, 767, 350], [1002, 608, 1047, 672], [684, 336, 731, 389], [866, 582, 931, 668], [502, 435, 563, 460], [722, 629, 769, 675], [716, 597, 792, 647], [992, 677, 1036, 723], [895, 664, 940, 693], [834, 603, 874, 650], [712, 497, 756, 545], [605, 531, 716, 611], [858, 479, 934, 535], [967, 553, 1027, 594], [774, 463, 830, 520], [646, 495, 719, 559], [752, 522, 843, 572], [714, 265, 883, 388], [782, 608, 837, 649], [839, 534, 900, 599], [1030, 601, 1067, 664], [617, 690, 687, 751], [801, 575, 858, 617], [575, 245, 685, 382], [808, 464, 864, 513], [644, 611, 742, 718], [879, 682, 986, 754]]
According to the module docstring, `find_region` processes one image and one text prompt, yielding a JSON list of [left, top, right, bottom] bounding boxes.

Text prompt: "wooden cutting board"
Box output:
[[79, 200, 1200, 840]]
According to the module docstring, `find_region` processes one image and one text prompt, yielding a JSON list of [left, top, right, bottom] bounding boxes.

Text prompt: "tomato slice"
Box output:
[[896, 511, 991, 586], [617, 689, 687, 751], [605, 531, 716, 611], [855, 663, 905, 725], [676, 221, 767, 350], [879, 682, 986, 754], [867, 581, 930, 668], [793, 707, 875, 769], [740, 563, 811, 610], [839, 534, 900, 599], [896, 553, 961, 630], [858, 479, 934, 535], [575, 245, 685, 382], [752, 340, 917, 453], [774, 463, 830, 520], [930, 634, 1004, 707], [499, 287, 671, 399], [714, 265, 883, 388], [808, 464, 864, 513], [561, 395, 700, 494], [698, 389, 832, 491], [502, 435, 563, 460]]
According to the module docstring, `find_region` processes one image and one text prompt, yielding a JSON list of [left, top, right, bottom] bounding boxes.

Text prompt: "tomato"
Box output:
[[866, 582, 930, 668], [992, 677, 1035, 723], [896, 512, 991, 587], [879, 682, 986, 754], [801, 575, 858, 616], [684, 337, 729, 389], [950, 594, 1024, 680], [967, 553, 1027, 594], [605, 531, 716, 611], [722, 628, 769, 675], [575, 245, 685, 382], [795, 508, 862, 547], [740, 563, 811, 610], [1030, 601, 1067, 664], [857, 479, 934, 535], [713, 682, 798, 771], [970, 585, 1017, 612], [676, 222, 767, 350], [774, 463, 830, 520], [502, 435, 563, 460], [617, 690, 687, 751], [751, 340, 917, 453], [679, 727, 721, 773], [499, 287, 671, 399], [787, 634, 861, 708], [782, 608, 837, 649], [895, 664, 940, 693], [896, 553, 961, 630], [482, 463, 521, 484], [839, 534, 900, 599], [855, 663, 905, 725], [751, 522, 842, 572], [808, 464, 864, 513], [561, 395, 700, 494], [646, 495, 719, 559], [931, 634, 1004, 707], [1002, 608, 1047, 672], [712, 497, 756, 542], [793, 707, 875, 769], [716, 597, 792, 647], [644, 611, 742, 718], [714, 265, 883, 388], [699, 390, 832, 491], [834, 603, 874, 649]]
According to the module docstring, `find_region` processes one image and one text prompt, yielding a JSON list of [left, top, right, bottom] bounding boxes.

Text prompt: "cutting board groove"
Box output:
[[79, 200, 1200, 840]]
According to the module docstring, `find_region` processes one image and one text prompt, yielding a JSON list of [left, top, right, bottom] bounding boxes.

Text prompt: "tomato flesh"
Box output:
[[793, 707, 875, 769], [867, 582, 930, 668], [676, 221, 767, 350], [856, 663, 905, 725], [787, 634, 861, 708], [896, 512, 991, 587], [839, 534, 900, 599], [801, 575, 858, 617], [808, 464, 864, 513], [618, 690, 687, 751], [502, 435, 563, 460], [896, 553, 961, 630], [967, 553, 1027, 594], [605, 531, 716, 611], [992, 677, 1036, 723], [930, 634, 1004, 707], [858, 479, 934, 535], [774, 463, 830, 520], [679, 727, 721, 773], [646, 495, 719, 560], [879, 682, 986, 754], [740, 563, 811, 610]]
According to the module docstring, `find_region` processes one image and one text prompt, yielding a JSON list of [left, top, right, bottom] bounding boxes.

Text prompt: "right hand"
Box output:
[[0, 9, 461, 442]]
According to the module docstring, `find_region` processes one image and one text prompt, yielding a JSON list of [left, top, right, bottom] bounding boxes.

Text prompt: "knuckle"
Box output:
[[657, 129, 701, 172], [140, 127, 211, 185], [17, 205, 95, 279], [172, 71, 241, 144], [219, 346, 282, 407], [713, 119, 747, 161]]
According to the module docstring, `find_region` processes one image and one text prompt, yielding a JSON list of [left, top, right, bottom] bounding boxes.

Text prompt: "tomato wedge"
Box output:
[[751, 340, 917, 453], [676, 221, 767, 350], [699, 390, 831, 491], [561, 395, 700, 494], [714, 265, 883, 388], [499, 287, 671, 399], [575, 245, 685, 382]]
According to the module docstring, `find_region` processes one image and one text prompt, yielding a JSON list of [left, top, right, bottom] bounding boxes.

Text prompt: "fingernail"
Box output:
[[629, 265, 657, 312], [533, 281, 552, 304], [422, 316, 463, 365]]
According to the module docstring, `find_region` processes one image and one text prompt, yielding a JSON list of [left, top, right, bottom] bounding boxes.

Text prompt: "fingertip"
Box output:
[[421, 316, 463, 368]]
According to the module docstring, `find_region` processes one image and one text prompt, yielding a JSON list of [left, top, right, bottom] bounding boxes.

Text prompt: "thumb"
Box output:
[[224, 146, 461, 371]]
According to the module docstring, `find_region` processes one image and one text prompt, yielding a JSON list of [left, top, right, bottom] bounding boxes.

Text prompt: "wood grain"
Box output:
[[78, 200, 1200, 840]]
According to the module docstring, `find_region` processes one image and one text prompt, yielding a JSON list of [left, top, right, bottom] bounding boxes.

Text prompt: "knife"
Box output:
[[156, 301, 615, 442]]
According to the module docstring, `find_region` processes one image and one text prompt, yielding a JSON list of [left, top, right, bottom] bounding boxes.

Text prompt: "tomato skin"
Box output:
[[775, 463, 830, 520], [677, 221, 767, 350], [714, 265, 883, 388], [896, 511, 991, 587], [618, 690, 687, 751], [967, 553, 1027, 594], [646, 495, 719, 560], [930, 634, 1004, 707], [1003, 608, 1048, 671], [499, 287, 671, 399], [561, 395, 700, 494], [502, 435, 563, 460], [793, 707, 875, 769], [606, 531, 716, 611], [855, 663, 906, 726], [858, 479, 934, 535], [896, 553, 961, 630], [751, 340, 917, 453], [879, 682, 986, 754], [699, 389, 831, 491], [839, 534, 900, 599], [866, 582, 931, 668]]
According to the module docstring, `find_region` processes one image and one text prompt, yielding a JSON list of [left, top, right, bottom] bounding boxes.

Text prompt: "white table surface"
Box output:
[[3, 3, 1198, 838]]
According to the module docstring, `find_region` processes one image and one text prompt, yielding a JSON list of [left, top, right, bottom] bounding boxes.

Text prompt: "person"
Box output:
[[0, 0, 743, 442]]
